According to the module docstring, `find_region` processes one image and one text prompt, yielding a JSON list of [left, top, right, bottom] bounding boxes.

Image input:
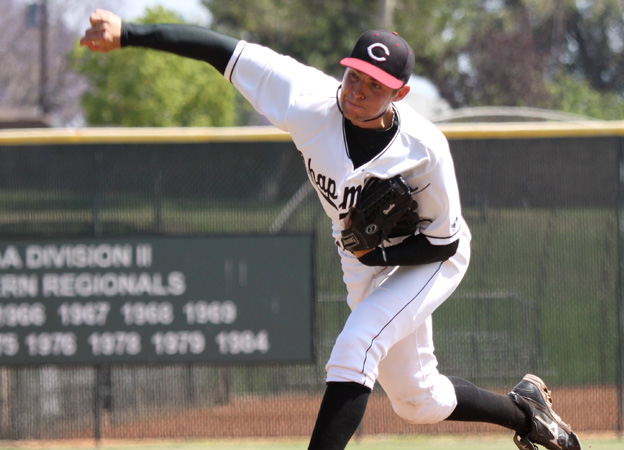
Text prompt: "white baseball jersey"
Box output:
[[225, 41, 468, 248], [225, 41, 472, 424]]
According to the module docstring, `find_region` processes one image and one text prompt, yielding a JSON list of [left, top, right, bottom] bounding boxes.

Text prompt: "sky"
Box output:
[[119, 0, 211, 24]]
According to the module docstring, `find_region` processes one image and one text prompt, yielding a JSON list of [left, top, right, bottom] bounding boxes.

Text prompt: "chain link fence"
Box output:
[[0, 124, 621, 440]]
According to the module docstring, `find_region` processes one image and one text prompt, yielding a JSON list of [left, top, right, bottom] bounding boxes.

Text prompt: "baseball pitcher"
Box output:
[[81, 10, 582, 450]]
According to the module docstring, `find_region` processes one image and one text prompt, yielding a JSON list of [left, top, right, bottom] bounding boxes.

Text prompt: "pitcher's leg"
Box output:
[[326, 260, 456, 388], [446, 376, 529, 430], [376, 320, 528, 428], [308, 382, 370, 450], [376, 316, 457, 424], [311, 242, 470, 450]]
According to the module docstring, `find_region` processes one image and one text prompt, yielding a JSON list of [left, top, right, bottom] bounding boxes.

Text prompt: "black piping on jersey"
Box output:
[[227, 42, 248, 84], [412, 182, 431, 195], [421, 226, 462, 241], [359, 261, 444, 379], [335, 86, 344, 115]]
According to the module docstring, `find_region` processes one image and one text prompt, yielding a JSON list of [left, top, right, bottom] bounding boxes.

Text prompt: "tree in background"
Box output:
[[203, 0, 377, 78], [203, 0, 385, 125], [550, 0, 624, 118], [371, 3, 551, 112], [73, 7, 237, 127], [205, 0, 624, 120], [0, 0, 115, 126], [3, 0, 623, 125], [399, 0, 624, 118], [564, 0, 624, 94]]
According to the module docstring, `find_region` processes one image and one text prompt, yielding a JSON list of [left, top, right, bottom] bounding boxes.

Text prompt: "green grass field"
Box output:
[[0, 435, 620, 450]]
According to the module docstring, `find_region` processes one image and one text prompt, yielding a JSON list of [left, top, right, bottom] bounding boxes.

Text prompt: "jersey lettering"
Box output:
[[338, 184, 362, 211], [307, 158, 338, 208], [307, 158, 366, 213]]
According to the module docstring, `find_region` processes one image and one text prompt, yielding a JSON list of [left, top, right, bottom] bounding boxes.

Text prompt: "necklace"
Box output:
[[379, 107, 395, 131]]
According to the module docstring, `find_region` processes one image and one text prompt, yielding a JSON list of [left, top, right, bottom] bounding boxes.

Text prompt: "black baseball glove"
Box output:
[[340, 175, 420, 255]]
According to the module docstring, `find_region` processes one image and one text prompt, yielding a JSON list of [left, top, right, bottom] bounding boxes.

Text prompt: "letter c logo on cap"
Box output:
[[367, 43, 390, 62]]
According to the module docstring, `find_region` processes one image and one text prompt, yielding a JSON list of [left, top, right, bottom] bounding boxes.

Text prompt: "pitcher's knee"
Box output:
[[387, 375, 457, 424], [391, 395, 455, 424]]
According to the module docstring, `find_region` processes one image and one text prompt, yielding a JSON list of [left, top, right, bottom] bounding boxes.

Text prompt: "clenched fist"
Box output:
[[79, 9, 122, 53]]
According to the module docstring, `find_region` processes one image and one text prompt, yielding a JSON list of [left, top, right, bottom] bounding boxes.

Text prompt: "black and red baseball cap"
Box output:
[[340, 30, 415, 90]]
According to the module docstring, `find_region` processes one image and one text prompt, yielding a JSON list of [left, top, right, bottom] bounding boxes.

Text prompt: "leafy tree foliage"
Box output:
[[73, 7, 237, 127], [4, 0, 622, 126], [545, 0, 624, 118], [204, 0, 624, 119], [0, 0, 111, 126], [545, 72, 624, 119], [203, 0, 379, 78], [406, 0, 624, 118], [563, 1, 624, 93]]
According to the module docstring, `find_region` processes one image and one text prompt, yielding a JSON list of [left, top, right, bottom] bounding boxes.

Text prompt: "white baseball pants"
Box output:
[[327, 229, 471, 424]]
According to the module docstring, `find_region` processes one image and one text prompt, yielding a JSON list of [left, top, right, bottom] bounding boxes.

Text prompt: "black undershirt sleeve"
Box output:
[[121, 23, 240, 75], [357, 233, 459, 267]]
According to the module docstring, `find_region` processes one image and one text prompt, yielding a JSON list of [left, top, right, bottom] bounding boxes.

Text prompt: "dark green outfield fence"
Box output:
[[0, 123, 621, 440]]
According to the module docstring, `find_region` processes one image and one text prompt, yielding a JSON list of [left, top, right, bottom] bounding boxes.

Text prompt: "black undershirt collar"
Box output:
[[343, 108, 398, 169], [335, 86, 399, 169]]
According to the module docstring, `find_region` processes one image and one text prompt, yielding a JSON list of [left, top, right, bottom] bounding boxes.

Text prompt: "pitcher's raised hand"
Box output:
[[79, 9, 122, 53]]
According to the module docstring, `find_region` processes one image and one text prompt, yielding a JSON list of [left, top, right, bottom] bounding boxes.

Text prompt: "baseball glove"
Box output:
[[340, 175, 420, 254]]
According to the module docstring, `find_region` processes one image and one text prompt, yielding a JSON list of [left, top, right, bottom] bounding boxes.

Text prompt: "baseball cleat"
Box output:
[[509, 374, 582, 450]]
